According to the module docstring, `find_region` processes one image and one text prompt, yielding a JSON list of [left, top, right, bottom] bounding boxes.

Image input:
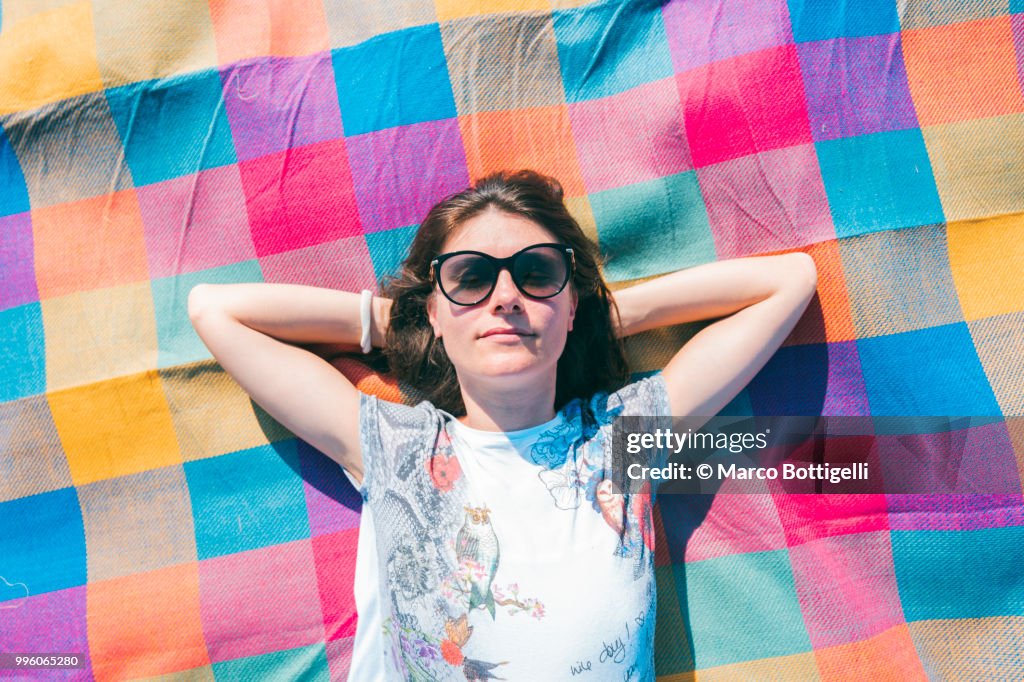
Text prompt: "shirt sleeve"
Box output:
[[605, 372, 672, 418], [602, 373, 675, 499], [357, 391, 441, 502]]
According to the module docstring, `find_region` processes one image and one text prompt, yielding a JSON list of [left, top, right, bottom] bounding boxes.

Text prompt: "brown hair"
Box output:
[[380, 170, 629, 415]]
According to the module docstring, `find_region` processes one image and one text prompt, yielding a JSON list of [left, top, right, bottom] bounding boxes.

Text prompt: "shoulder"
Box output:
[[581, 373, 672, 426]]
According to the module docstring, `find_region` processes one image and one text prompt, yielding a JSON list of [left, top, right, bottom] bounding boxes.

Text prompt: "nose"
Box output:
[[489, 267, 523, 311]]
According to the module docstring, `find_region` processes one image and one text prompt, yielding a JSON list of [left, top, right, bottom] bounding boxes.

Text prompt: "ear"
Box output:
[[568, 289, 578, 332], [427, 292, 442, 338]]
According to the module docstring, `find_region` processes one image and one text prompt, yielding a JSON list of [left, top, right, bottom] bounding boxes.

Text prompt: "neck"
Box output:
[[456, 377, 558, 432]]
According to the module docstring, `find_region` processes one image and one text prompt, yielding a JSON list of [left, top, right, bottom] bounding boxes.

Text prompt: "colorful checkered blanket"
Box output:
[[2, 0, 1023, 679]]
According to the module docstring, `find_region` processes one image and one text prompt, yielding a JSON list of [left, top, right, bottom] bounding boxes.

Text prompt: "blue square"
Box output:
[[893, 526, 1024, 621], [332, 25, 457, 136], [1012, 0, 1024, 12], [0, 126, 29, 217], [366, 224, 418, 283], [553, 3, 675, 103], [184, 442, 310, 559], [746, 342, 831, 415], [152, 261, 263, 369], [0, 303, 46, 402], [106, 70, 237, 187], [857, 323, 1002, 416], [788, 0, 900, 42], [681, 549, 811, 667], [0, 488, 86, 600], [590, 172, 715, 281], [816, 129, 944, 238]]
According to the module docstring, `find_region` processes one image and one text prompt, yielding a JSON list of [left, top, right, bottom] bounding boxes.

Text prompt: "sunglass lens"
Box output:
[[439, 254, 495, 304], [513, 247, 568, 298]]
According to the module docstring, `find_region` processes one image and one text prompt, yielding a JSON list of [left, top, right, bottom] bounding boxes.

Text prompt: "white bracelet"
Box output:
[[359, 289, 373, 354]]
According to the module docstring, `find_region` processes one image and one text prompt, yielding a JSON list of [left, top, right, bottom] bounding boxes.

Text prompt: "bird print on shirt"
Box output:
[[455, 505, 500, 619]]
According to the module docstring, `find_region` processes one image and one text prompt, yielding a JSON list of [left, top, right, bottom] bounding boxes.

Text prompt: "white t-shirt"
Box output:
[[349, 374, 671, 680]]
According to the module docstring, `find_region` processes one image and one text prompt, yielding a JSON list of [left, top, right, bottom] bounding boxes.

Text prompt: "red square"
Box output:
[[239, 139, 362, 257], [678, 45, 812, 168], [312, 528, 360, 641]]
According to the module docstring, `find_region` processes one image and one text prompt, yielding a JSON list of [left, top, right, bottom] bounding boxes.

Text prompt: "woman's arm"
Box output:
[[611, 252, 818, 418], [187, 283, 392, 485]]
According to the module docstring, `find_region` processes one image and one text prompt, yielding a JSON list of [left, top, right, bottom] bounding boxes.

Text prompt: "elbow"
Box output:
[[788, 252, 818, 298], [187, 284, 213, 322]]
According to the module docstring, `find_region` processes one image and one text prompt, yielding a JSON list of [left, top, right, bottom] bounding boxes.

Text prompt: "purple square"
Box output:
[[698, 144, 834, 259], [3, 586, 92, 676], [822, 340, 870, 416], [222, 53, 345, 162], [568, 77, 692, 193], [662, 0, 793, 73], [136, 165, 256, 278], [347, 119, 470, 234], [798, 34, 919, 141], [0, 212, 38, 309], [298, 441, 363, 537]]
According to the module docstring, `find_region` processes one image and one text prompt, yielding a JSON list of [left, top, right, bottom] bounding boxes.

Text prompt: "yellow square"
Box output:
[[0, 1, 105, 114], [907, 617, 1024, 682], [922, 113, 1024, 222], [48, 370, 183, 486], [42, 282, 159, 392], [92, 0, 219, 87], [435, 0, 548, 22], [159, 361, 293, 463], [947, 214, 1024, 321]]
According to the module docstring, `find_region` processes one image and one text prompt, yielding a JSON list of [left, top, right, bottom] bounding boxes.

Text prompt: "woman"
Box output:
[[188, 170, 817, 680]]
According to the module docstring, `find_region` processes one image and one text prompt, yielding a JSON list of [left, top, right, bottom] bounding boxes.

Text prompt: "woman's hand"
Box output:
[[610, 252, 818, 419]]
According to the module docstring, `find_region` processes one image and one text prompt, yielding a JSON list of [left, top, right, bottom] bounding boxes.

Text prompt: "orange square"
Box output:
[[947, 214, 1024, 321], [786, 239, 856, 345], [32, 190, 149, 299], [458, 105, 587, 198], [87, 562, 210, 681], [902, 16, 1024, 126], [209, 0, 330, 64], [815, 624, 927, 681], [0, 1, 105, 115], [48, 370, 183, 486], [686, 651, 819, 681]]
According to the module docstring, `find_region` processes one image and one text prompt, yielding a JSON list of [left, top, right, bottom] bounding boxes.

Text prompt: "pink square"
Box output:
[[137, 165, 256, 278], [326, 636, 355, 681], [789, 531, 904, 648], [312, 529, 360, 641], [239, 139, 362, 257], [260, 235, 377, 292], [684, 489, 789, 563], [662, 0, 793, 72], [678, 45, 812, 168], [772, 493, 889, 548], [199, 540, 325, 662], [568, 77, 692, 193], [699, 144, 834, 258]]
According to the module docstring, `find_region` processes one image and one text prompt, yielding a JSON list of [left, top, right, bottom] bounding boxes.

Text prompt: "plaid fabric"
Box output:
[[2, 0, 1023, 679]]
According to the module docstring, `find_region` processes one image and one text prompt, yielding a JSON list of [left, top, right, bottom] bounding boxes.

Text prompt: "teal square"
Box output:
[[816, 129, 945, 238], [211, 643, 329, 680], [680, 549, 811, 667], [553, 2, 675, 102], [366, 224, 419, 283], [154, 260, 263, 369], [0, 303, 46, 402], [590, 172, 715, 281], [893, 526, 1024, 621], [106, 70, 238, 187], [184, 442, 310, 559]]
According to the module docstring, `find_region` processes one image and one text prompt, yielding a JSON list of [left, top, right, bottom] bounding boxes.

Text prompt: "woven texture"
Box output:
[[2, 0, 1023, 679]]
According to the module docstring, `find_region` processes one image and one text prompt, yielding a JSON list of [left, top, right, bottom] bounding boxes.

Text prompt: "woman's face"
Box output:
[[426, 208, 577, 389]]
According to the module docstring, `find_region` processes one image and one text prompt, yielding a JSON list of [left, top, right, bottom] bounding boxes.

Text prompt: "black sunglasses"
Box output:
[[430, 243, 575, 306]]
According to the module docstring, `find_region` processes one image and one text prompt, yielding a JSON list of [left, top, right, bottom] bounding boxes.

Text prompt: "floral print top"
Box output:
[[356, 374, 672, 680]]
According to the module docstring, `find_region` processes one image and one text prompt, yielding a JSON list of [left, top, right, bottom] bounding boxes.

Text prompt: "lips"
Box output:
[[481, 327, 531, 338]]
